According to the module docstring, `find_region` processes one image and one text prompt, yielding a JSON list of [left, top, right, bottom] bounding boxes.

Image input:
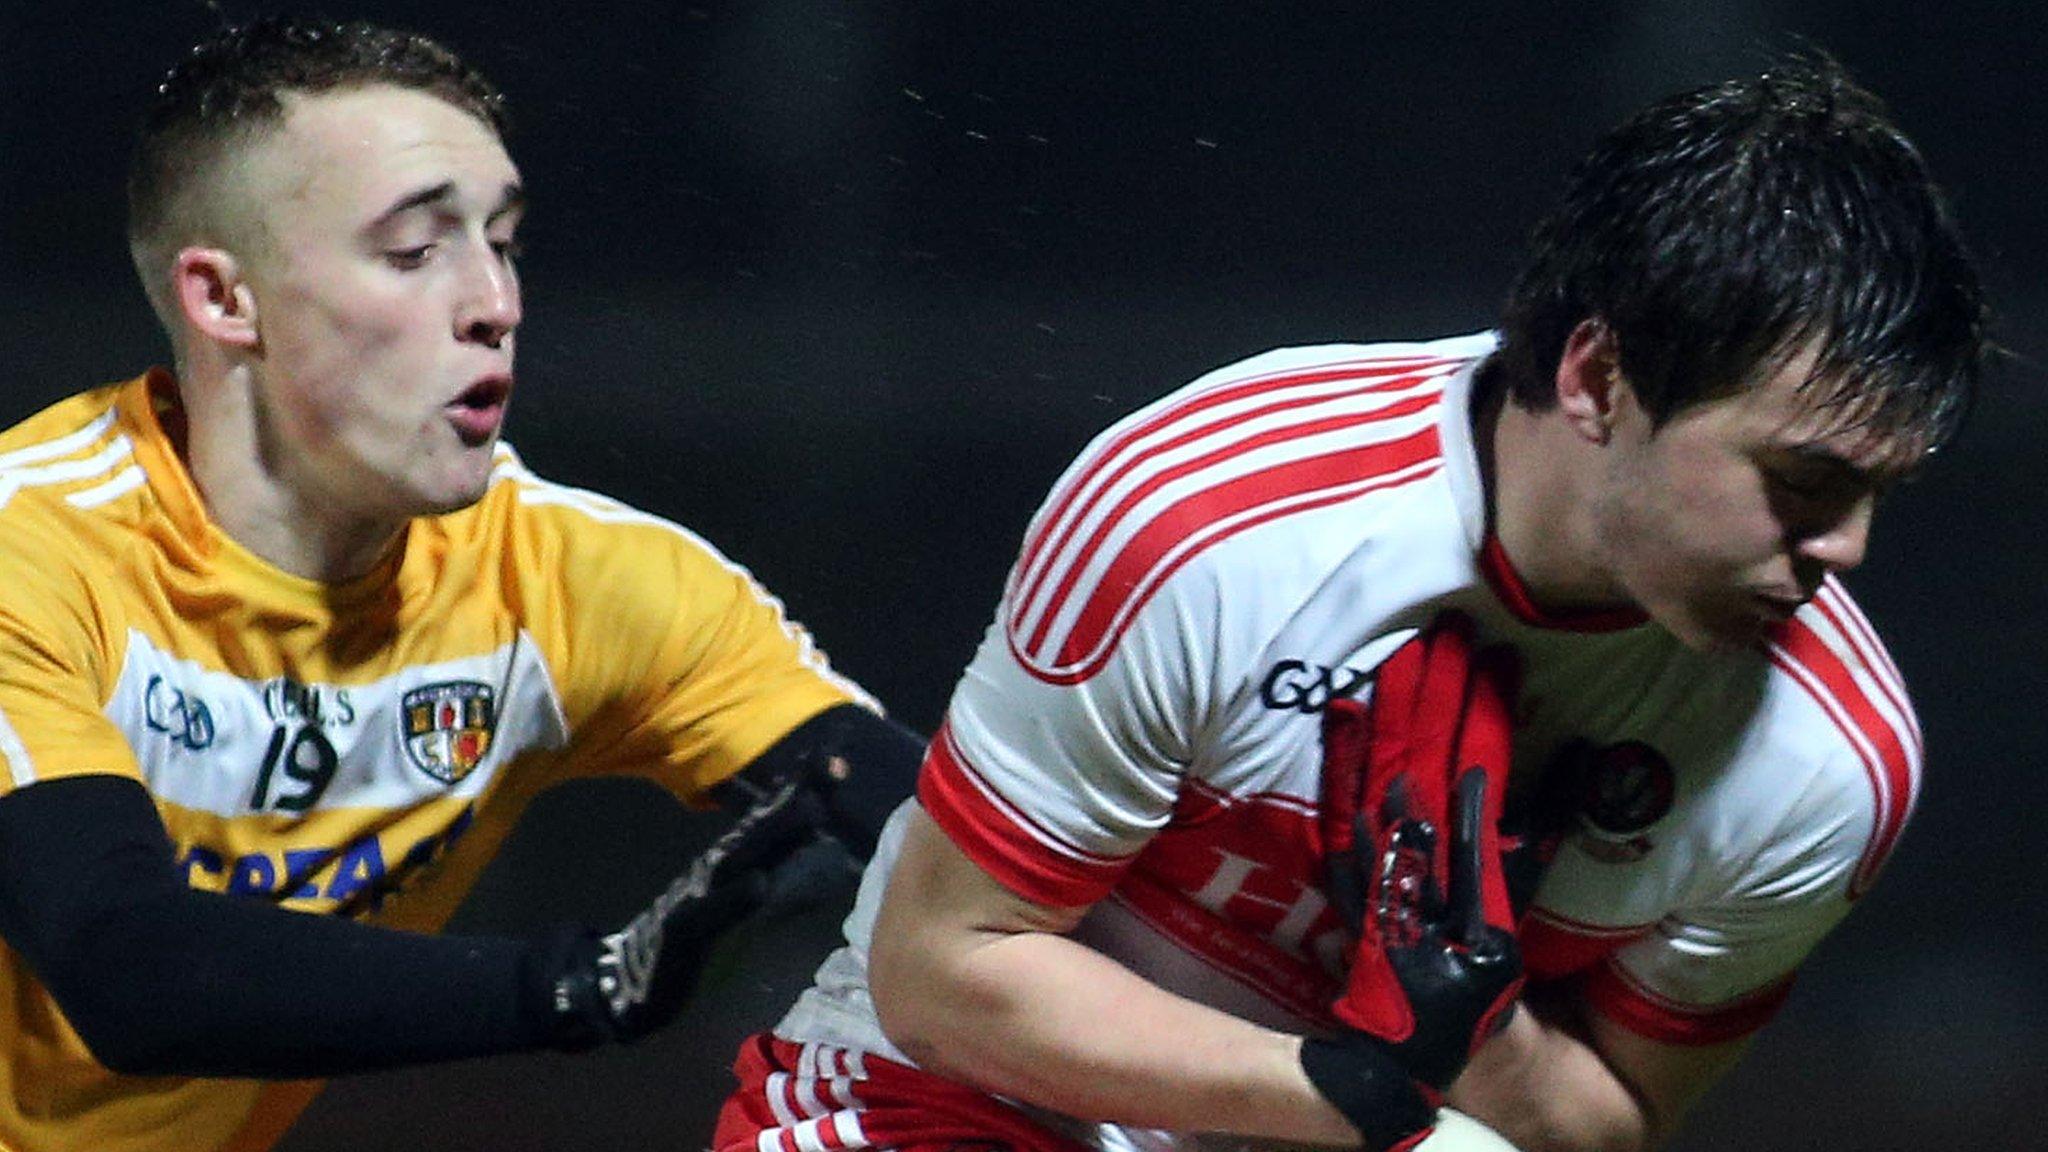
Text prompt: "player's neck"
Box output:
[[198, 469, 407, 584], [1483, 387, 1631, 615], [172, 372, 408, 585]]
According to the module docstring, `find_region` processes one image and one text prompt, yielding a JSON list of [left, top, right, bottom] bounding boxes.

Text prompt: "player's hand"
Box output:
[[526, 767, 830, 1048], [1298, 1035, 1439, 1152], [1315, 611, 1523, 1092]]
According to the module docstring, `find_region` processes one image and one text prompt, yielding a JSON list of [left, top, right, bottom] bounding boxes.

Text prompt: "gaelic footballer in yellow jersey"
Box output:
[[0, 17, 921, 1152]]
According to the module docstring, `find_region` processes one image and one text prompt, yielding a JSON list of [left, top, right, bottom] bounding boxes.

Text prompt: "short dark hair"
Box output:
[[127, 16, 506, 257], [1493, 55, 1986, 450]]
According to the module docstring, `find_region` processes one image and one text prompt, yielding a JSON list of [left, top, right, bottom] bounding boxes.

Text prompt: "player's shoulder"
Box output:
[[1118, 332, 1495, 431], [0, 384, 150, 656], [1749, 578, 1921, 898], [1068, 333, 1493, 498], [0, 381, 137, 553], [1756, 577, 1920, 768], [0, 381, 127, 455], [460, 442, 748, 584], [1001, 335, 1492, 686]]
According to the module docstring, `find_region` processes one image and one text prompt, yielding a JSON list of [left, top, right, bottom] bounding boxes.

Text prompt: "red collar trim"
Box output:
[[1479, 534, 1648, 633]]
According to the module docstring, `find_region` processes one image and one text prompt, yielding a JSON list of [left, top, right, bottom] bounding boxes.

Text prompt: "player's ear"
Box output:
[[172, 246, 261, 350], [1554, 318, 1624, 446]]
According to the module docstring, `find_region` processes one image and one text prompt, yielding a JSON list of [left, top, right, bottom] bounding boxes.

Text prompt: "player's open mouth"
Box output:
[[448, 376, 511, 444]]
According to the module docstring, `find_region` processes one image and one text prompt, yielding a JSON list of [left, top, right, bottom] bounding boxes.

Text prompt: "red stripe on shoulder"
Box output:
[[1584, 962, 1794, 1047], [1765, 602, 1920, 900], [1009, 357, 1454, 633], [1018, 428, 1441, 684], [1007, 350, 1458, 590], [1004, 360, 1456, 685], [916, 722, 1130, 907], [1810, 579, 1920, 749], [1011, 356, 1441, 590]]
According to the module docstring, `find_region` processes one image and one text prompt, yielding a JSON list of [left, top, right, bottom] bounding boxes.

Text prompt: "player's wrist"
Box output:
[[1299, 1034, 1437, 1152], [519, 924, 616, 1051]]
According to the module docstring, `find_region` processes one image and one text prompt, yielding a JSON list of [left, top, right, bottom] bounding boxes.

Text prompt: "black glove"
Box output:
[[524, 768, 829, 1049], [1299, 1038, 1440, 1152]]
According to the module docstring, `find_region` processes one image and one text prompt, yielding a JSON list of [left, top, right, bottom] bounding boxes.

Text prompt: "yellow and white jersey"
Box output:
[[0, 371, 869, 1152]]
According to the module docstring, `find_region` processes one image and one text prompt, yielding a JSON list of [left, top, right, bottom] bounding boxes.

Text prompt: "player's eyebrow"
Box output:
[[369, 181, 457, 227], [368, 180, 525, 228], [486, 182, 525, 224], [1777, 441, 1920, 491]]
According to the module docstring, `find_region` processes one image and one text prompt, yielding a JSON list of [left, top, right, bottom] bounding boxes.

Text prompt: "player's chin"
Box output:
[[1671, 606, 1769, 651], [411, 458, 497, 516], [1665, 601, 1776, 654]]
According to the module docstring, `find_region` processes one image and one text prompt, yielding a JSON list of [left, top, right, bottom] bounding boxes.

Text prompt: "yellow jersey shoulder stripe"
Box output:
[[0, 428, 138, 515], [0, 704, 35, 787], [66, 465, 149, 509], [488, 445, 882, 714], [0, 406, 119, 470]]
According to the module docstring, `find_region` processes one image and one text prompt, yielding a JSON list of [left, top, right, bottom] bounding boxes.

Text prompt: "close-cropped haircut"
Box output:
[[1493, 55, 1987, 451], [127, 16, 506, 271]]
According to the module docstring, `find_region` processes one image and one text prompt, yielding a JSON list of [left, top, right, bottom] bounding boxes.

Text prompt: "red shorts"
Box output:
[[713, 1033, 1098, 1152]]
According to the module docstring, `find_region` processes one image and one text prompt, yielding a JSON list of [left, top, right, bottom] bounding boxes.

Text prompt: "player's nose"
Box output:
[[1795, 493, 1874, 574], [455, 247, 521, 349]]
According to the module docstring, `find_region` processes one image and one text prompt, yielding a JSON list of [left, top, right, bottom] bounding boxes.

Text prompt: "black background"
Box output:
[[2, 4, 2042, 1150]]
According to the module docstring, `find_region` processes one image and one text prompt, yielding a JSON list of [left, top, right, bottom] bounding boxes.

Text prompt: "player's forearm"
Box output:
[[0, 775, 553, 1077], [876, 922, 1357, 1144], [868, 810, 1359, 1146], [1446, 998, 1652, 1152], [55, 883, 552, 1076]]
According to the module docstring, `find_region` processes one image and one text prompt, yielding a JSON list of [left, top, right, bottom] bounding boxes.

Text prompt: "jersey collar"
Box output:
[[1479, 533, 1647, 633]]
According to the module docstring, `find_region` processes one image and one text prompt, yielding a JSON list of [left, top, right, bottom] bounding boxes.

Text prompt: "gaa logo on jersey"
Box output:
[[401, 681, 497, 785], [1576, 740, 1674, 864]]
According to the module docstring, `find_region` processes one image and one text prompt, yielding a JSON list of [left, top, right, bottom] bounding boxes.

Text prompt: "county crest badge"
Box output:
[[1575, 740, 1675, 864], [401, 681, 497, 784]]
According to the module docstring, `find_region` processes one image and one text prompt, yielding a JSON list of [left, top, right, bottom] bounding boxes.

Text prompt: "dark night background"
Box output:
[[2, 3, 2042, 1149]]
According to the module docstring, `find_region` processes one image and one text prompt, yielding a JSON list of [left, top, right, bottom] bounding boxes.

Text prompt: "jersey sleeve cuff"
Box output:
[[916, 722, 1130, 908], [1519, 909, 1650, 981], [1583, 959, 1795, 1047]]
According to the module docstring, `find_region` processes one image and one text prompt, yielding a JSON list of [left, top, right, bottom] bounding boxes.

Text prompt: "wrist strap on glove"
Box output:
[[1300, 1035, 1438, 1152], [522, 925, 615, 1051]]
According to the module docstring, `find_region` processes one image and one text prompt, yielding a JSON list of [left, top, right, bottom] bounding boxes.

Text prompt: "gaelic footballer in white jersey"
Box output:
[[751, 332, 1917, 1152]]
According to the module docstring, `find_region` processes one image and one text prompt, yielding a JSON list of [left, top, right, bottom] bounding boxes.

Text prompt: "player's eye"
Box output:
[[384, 244, 436, 270], [1767, 467, 1831, 499]]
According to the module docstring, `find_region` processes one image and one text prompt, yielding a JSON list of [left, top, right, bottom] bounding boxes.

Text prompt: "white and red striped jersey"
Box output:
[[775, 334, 1919, 1148]]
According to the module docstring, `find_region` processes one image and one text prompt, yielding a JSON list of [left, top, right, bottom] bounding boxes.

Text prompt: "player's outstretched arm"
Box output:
[[869, 805, 1370, 1148], [0, 769, 831, 1078], [0, 773, 542, 1076], [1445, 987, 1749, 1152]]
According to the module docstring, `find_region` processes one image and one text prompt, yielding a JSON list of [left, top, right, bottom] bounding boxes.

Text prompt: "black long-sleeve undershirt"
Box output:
[[0, 702, 922, 1078], [0, 771, 547, 1077]]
